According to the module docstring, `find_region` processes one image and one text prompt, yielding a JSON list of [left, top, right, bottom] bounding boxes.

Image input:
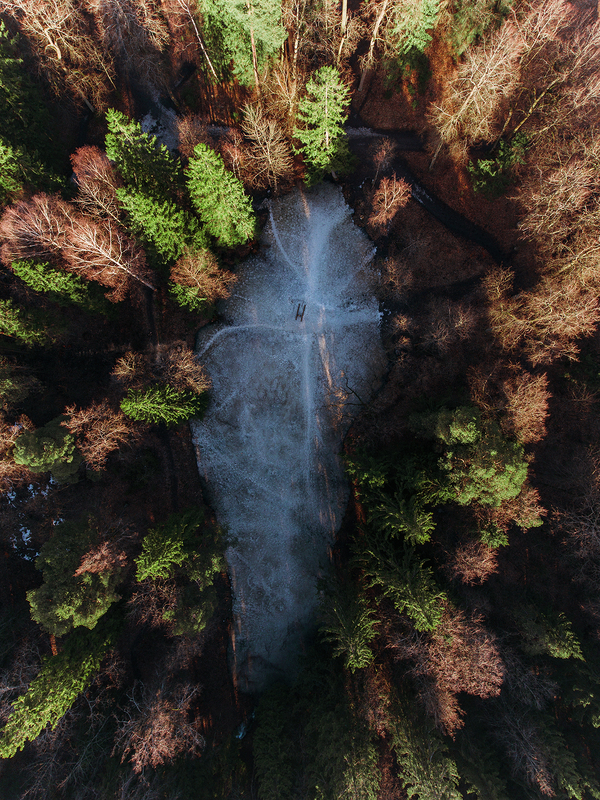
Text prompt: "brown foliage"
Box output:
[[391, 603, 504, 736], [428, 0, 576, 162], [484, 267, 600, 365], [154, 342, 210, 395], [176, 113, 211, 160], [74, 539, 129, 576], [170, 249, 236, 305], [419, 296, 480, 356], [0, 195, 154, 300], [500, 370, 550, 444], [63, 399, 142, 470], [71, 146, 123, 223], [112, 343, 209, 396], [114, 681, 204, 774], [444, 538, 499, 585], [111, 351, 150, 391], [368, 174, 410, 235]]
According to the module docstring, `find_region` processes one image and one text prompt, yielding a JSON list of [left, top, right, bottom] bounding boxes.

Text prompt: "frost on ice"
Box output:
[[191, 183, 387, 692]]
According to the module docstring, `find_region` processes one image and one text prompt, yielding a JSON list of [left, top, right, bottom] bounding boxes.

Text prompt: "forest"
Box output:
[[0, 0, 600, 797]]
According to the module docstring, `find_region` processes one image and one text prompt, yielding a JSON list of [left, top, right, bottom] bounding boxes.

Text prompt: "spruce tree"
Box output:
[[186, 143, 256, 248], [199, 0, 285, 87], [121, 383, 207, 426], [294, 66, 352, 183], [116, 189, 208, 261], [105, 109, 182, 200], [0, 299, 48, 347], [0, 621, 115, 758], [10, 259, 108, 312]]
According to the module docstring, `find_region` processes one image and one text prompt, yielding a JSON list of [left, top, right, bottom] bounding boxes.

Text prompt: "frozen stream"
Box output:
[[191, 183, 386, 692]]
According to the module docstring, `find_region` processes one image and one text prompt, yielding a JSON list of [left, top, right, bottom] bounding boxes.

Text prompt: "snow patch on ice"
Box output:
[[191, 183, 386, 692]]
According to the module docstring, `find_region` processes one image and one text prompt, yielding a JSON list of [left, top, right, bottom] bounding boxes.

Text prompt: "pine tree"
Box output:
[[116, 188, 208, 261], [27, 518, 123, 636], [105, 108, 182, 200], [120, 383, 207, 426], [294, 66, 352, 183], [0, 621, 116, 758], [199, 0, 285, 89], [186, 143, 256, 247]]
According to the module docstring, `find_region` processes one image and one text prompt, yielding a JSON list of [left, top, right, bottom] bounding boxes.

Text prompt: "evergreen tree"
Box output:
[[12, 415, 82, 483], [186, 143, 256, 248], [0, 299, 48, 347], [319, 581, 378, 673], [27, 519, 123, 636], [294, 66, 352, 183], [0, 22, 62, 200], [0, 621, 116, 758], [10, 259, 108, 312], [362, 541, 446, 631], [121, 383, 207, 426], [199, 0, 286, 88], [105, 109, 182, 200], [389, 689, 462, 800], [135, 509, 223, 635], [116, 189, 208, 261]]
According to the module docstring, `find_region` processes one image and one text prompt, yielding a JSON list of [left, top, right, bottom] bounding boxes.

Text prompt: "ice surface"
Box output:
[[191, 183, 387, 692]]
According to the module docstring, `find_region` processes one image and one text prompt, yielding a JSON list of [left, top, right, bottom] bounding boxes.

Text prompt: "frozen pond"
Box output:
[[191, 183, 386, 691]]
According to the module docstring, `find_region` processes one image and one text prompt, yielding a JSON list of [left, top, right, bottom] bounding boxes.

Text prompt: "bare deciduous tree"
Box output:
[[241, 104, 294, 189], [391, 603, 504, 736], [63, 218, 155, 300], [63, 399, 141, 471], [368, 174, 410, 234], [0, 415, 33, 491], [70, 146, 123, 224], [88, 0, 169, 89], [0, 0, 115, 110], [114, 681, 204, 773], [500, 370, 550, 444], [444, 538, 499, 585], [0, 194, 72, 266], [170, 249, 236, 306]]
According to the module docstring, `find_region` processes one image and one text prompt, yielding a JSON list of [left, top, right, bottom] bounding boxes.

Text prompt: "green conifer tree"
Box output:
[[10, 260, 108, 312], [319, 582, 378, 673], [0, 299, 48, 347], [105, 109, 182, 200], [199, 0, 286, 87], [294, 66, 352, 183], [186, 143, 256, 247], [389, 689, 462, 800], [115, 189, 208, 261], [120, 383, 207, 426], [0, 621, 115, 758], [27, 519, 123, 636]]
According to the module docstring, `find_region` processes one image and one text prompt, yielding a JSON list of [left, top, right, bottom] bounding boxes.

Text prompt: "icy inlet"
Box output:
[[191, 183, 386, 692]]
